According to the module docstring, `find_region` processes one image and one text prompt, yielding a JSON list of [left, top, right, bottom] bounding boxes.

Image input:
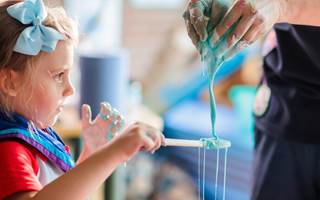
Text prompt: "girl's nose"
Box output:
[[63, 80, 75, 97]]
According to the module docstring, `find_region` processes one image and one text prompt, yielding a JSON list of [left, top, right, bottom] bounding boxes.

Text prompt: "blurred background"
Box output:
[[47, 0, 264, 199]]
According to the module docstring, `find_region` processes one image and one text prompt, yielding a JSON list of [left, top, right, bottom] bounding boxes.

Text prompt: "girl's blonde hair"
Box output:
[[0, 0, 78, 114]]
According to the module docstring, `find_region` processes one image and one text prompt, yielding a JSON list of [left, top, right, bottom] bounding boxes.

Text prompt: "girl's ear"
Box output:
[[0, 69, 22, 97]]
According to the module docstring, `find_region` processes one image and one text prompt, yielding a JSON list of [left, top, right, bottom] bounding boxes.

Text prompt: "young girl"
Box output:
[[0, 0, 164, 199]]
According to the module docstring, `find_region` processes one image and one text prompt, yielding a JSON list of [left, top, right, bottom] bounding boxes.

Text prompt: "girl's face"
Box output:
[[13, 41, 75, 129]]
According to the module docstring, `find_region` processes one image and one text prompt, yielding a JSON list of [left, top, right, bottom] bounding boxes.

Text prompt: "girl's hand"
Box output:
[[81, 102, 125, 154], [112, 122, 165, 161]]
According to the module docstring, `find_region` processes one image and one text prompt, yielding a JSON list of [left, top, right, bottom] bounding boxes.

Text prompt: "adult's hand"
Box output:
[[183, 0, 230, 48], [184, 0, 285, 59], [213, 0, 283, 50]]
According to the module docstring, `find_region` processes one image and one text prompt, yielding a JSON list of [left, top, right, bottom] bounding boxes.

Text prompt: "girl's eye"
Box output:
[[54, 72, 65, 83]]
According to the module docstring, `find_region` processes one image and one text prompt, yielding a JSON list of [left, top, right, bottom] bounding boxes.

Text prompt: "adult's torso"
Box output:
[[255, 23, 320, 144]]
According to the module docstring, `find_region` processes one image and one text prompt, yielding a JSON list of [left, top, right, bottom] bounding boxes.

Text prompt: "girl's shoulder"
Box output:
[[0, 139, 46, 172], [0, 140, 43, 199]]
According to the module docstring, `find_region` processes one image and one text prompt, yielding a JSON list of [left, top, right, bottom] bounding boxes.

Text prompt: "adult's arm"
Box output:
[[279, 0, 320, 26]]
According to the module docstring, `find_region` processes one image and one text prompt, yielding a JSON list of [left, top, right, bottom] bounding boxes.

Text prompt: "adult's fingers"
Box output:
[[185, 17, 201, 46], [223, 38, 251, 61], [208, 0, 230, 30], [238, 16, 264, 45], [189, 5, 209, 41], [212, 0, 245, 44], [227, 2, 258, 47], [227, 15, 256, 47]]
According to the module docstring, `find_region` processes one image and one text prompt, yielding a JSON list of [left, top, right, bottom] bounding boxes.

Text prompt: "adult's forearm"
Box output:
[[277, 0, 320, 26]]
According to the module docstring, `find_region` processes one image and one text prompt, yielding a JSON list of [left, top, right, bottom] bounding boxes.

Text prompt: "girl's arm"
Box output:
[[34, 139, 126, 200], [76, 144, 91, 164], [33, 140, 126, 200], [6, 122, 163, 200]]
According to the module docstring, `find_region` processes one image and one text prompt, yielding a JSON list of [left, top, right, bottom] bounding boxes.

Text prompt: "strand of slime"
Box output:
[[197, 11, 237, 199], [214, 148, 220, 200], [222, 148, 229, 200], [198, 147, 201, 200], [205, 51, 224, 138], [202, 147, 206, 200], [201, 18, 239, 138], [200, 27, 233, 199]]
